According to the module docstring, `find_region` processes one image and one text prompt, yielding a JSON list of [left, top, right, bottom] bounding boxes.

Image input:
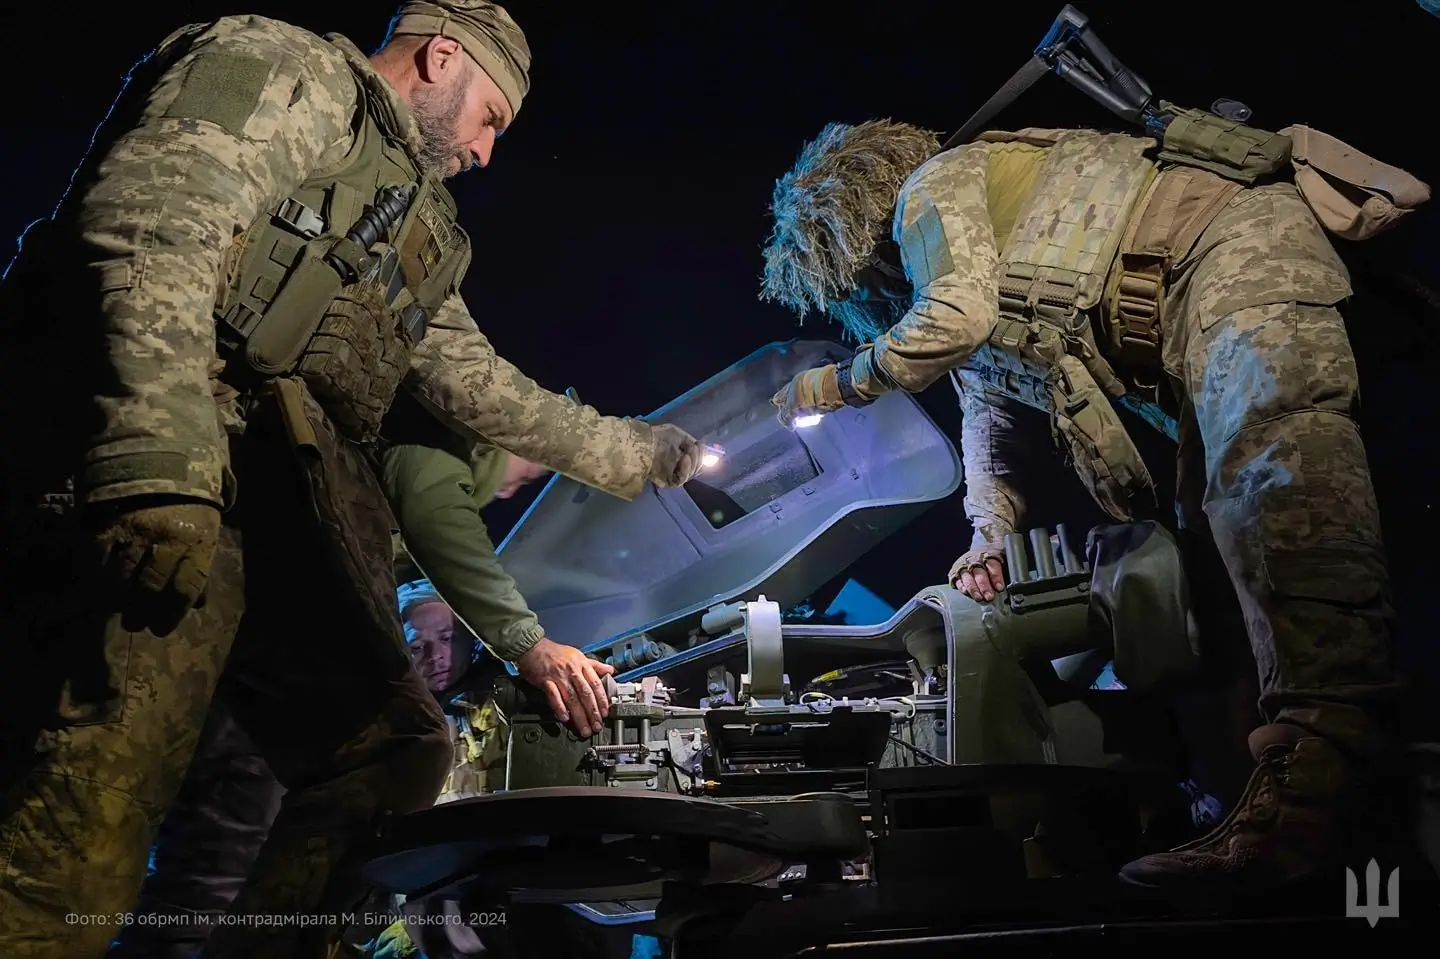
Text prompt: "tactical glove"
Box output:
[[949, 544, 1007, 602], [649, 423, 704, 488], [771, 363, 845, 430], [92, 498, 222, 636]]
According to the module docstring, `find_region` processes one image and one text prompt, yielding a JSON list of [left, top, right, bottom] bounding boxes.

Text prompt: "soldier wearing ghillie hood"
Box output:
[[760, 111, 1424, 889]]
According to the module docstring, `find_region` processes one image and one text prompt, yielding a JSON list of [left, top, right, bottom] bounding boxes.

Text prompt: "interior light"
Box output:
[[793, 413, 824, 429], [700, 445, 724, 470]]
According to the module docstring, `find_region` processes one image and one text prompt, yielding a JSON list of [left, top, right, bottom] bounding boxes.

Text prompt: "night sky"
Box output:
[[3, 2, 1437, 704]]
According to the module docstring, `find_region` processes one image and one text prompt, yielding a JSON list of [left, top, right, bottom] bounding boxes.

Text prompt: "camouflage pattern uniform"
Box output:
[[103, 700, 286, 959], [0, 7, 697, 957], [106, 434, 536, 959], [761, 120, 1403, 887]]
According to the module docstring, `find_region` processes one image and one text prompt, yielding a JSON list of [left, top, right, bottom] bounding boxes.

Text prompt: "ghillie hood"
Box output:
[[760, 119, 938, 340]]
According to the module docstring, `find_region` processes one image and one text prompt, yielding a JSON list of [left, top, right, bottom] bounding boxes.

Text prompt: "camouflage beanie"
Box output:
[[390, 1, 532, 116], [398, 578, 444, 620], [761, 120, 939, 329]]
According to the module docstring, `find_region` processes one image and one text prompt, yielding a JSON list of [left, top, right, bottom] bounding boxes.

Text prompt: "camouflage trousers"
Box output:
[[106, 707, 502, 958], [108, 700, 284, 959], [0, 390, 452, 959], [1163, 181, 1400, 757]]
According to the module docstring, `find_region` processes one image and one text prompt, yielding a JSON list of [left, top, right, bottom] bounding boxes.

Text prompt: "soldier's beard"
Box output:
[[411, 72, 470, 178]]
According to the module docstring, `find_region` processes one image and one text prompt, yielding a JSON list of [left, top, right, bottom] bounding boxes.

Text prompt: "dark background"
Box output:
[[3, 2, 1436, 698]]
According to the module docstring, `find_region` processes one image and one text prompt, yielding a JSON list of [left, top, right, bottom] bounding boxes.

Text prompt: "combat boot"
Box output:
[[1119, 724, 1351, 889]]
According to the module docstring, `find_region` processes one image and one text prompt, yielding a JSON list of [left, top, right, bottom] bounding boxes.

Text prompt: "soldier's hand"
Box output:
[[949, 546, 1006, 603], [649, 423, 704, 488], [516, 637, 615, 738], [91, 497, 222, 636], [771, 364, 845, 430]]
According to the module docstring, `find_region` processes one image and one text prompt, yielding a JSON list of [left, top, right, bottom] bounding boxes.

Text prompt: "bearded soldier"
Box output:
[[759, 111, 1425, 888], [0, 3, 702, 956]]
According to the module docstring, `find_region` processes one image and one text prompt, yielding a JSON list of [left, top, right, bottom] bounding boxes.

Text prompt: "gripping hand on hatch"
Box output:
[[949, 544, 1007, 603], [91, 496, 222, 636], [649, 423, 704, 487], [516, 637, 615, 738], [771, 364, 846, 430]]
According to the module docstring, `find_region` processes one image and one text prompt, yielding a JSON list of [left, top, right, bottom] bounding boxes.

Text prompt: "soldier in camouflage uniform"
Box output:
[[760, 118, 1406, 888], [0, 3, 703, 956], [108, 439, 566, 959]]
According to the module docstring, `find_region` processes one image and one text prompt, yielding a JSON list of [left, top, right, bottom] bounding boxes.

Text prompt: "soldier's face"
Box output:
[[406, 601, 459, 689], [412, 41, 513, 178]]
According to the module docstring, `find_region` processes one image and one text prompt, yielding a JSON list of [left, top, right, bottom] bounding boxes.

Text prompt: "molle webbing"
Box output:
[[1105, 166, 1241, 382], [1000, 132, 1156, 313], [967, 131, 1157, 413], [1157, 101, 1291, 186]]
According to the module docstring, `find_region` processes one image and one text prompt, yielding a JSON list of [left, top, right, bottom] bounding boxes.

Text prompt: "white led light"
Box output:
[[701, 452, 720, 469], [793, 413, 824, 428]]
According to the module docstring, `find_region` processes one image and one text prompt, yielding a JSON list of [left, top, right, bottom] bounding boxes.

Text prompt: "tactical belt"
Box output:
[[1104, 165, 1242, 399]]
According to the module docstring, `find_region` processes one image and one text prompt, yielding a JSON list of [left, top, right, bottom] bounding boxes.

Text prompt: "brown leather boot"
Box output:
[[1119, 724, 1351, 888]]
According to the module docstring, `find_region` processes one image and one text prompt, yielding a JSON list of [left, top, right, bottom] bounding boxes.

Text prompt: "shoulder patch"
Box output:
[[164, 52, 274, 138], [900, 202, 955, 289]]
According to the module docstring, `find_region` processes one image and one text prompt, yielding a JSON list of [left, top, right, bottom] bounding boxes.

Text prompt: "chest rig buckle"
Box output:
[[987, 262, 1127, 407]]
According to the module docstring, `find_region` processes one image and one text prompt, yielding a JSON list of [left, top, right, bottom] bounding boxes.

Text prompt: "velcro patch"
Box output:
[[163, 52, 273, 138], [98, 451, 193, 485], [900, 204, 954, 288]]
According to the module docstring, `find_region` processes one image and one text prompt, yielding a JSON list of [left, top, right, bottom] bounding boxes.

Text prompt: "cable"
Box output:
[[888, 735, 945, 766], [800, 692, 940, 765], [880, 696, 918, 720], [667, 754, 699, 793]]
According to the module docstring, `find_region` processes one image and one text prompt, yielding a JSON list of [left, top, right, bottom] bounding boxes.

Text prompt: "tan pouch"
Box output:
[[1048, 355, 1155, 523], [1279, 124, 1431, 241]]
